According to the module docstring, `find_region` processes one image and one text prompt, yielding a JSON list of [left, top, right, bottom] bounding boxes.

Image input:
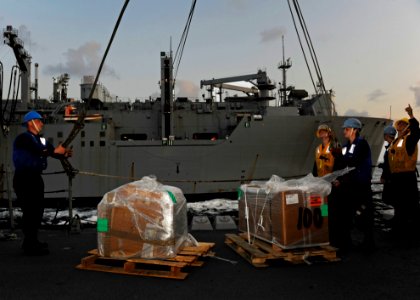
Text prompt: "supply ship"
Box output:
[[0, 4, 389, 202]]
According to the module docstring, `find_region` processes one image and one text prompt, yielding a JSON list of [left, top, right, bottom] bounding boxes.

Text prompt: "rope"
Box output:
[[292, 0, 326, 94], [0, 61, 3, 131], [44, 189, 67, 194], [1, 65, 20, 136], [286, 0, 317, 93], [60, 0, 130, 177], [173, 0, 197, 81], [76, 170, 271, 184]]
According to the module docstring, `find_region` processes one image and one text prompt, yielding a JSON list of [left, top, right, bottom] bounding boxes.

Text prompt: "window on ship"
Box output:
[[120, 133, 148, 141]]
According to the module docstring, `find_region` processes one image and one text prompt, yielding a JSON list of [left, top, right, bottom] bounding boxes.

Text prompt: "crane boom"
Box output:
[[200, 70, 271, 88]]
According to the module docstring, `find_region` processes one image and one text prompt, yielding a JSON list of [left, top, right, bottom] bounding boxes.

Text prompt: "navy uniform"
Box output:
[[13, 111, 66, 255], [335, 118, 375, 252]]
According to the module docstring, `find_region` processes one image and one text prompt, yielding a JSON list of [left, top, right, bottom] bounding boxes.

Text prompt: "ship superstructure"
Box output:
[[0, 6, 389, 202]]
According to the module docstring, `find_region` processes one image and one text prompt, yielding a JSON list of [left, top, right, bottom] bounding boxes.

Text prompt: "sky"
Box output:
[[0, 0, 419, 121]]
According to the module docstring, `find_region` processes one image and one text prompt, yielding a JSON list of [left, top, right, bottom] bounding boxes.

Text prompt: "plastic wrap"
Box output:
[[97, 176, 188, 259], [241, 173, 332, 196], [238, 173, 333, 249]]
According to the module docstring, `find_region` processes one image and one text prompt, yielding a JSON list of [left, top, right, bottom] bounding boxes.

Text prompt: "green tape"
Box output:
[[97, 218, 109, 232], [237, 188, 244, 200], [167, 190, 177, 203], [321, 204, 328, 217]]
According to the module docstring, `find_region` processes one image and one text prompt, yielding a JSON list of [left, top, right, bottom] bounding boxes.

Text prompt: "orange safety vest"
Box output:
[[315, 143, 335, 177], [65, 105, 76, 116], [388, 134, 418, 173]]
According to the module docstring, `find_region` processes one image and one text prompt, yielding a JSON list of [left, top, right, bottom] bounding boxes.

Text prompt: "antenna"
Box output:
[[278, 35, 292, 106]]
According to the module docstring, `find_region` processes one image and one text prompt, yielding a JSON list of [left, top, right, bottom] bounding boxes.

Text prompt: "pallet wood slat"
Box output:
[[76, 242, 214, 280], [225, 233, 340, 267], [225, 234, 267, 257]]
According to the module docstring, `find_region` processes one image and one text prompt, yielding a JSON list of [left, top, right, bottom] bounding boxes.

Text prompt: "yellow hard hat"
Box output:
[[316, 124, 331, 138], [394, 117, 409, 128]]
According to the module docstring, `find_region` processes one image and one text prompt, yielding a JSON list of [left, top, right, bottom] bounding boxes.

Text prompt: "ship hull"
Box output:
[[0, 111, 387, 201]]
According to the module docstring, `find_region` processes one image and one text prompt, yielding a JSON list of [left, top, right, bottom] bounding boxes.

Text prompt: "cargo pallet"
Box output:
[[76, 242, 215, 280], [225, 233, 340, 267]]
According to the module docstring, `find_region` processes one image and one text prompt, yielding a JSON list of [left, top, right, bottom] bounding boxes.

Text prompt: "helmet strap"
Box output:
[[398, 123, 410, 137], [31, 119, 40, 134]]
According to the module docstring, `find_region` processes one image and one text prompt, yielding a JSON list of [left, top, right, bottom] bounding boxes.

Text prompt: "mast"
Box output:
[[278, 36, 291, 106], [34, 63, 39, 100], [160, 51, 174, 139]]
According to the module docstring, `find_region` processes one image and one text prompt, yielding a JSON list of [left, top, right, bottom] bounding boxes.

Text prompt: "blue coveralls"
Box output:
[[336, 136, 374, 250], [13, 131, 57, 250]]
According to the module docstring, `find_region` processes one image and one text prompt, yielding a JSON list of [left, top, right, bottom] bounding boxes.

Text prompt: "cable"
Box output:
[[0, 61, 3, 131], [293, 0, 326, 94], [60, 0, 130, 177], [173, 0, 197, 82], [1, 65, 20, 136], [287, 0, 336, 115]]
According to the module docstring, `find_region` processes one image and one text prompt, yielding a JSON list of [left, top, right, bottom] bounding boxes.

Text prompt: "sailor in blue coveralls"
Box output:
[[13, 111, 73, 255], [334, 118, 375, 253]]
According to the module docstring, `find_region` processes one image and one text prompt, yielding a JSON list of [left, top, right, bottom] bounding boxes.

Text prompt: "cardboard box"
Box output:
[[97, 180, 188, 259], [239, 187, 329, 249]]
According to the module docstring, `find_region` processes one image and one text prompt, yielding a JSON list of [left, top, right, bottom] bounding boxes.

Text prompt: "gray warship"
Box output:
[[0, 9, 389, 202]]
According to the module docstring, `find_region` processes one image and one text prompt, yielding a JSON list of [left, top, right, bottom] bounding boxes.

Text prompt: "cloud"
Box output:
[[344, 109, 369, 117], [260, 27, 285, 43], [409, 84, 420, 107], [175, 80, 200, 99], [367, 89, 386, 102], [44, 41, 118, 79]]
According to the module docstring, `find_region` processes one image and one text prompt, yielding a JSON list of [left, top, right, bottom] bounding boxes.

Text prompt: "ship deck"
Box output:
[[1, 225, 419, 299]]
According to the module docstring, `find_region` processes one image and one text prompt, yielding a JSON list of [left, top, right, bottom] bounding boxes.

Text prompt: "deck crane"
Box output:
[[200, 70, 276, 102], [3, 25, 32, 107]]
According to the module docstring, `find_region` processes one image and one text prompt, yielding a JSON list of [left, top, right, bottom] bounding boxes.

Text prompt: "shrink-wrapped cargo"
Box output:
[[238, 174, 331, 249], [97, 176, 189, 259]]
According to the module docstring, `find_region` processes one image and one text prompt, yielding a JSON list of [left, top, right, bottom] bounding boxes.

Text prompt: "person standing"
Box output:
[[379, 125, 397, 206], [313, 124, 336, 177], [335, 117, 375, 252], [13, 111, 73, 255], [388, 104, 420, 243], [312, 124, 342, 247]]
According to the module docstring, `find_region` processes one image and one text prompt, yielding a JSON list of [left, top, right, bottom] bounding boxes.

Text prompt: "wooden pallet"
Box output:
[[225, 233, 340, 267], [76, 242, 215, 280]]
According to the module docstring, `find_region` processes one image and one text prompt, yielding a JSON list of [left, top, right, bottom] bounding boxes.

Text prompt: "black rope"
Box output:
[[292, 0, 326, 94], [10, 72, 20, 124], [173, 0, 197, 81], [62, 0, 130, 148], [1, 65, 20, 135], [42, 170, 67, 175], [0, 61, 3, 131], [287, 0, 336, 116], [60, 0, 130, 177], [286, 0, 317, 93], [44, 189, 67, 194]]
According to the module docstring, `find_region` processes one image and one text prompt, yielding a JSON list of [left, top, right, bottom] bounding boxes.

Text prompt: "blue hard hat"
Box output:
[[342, 118, 362, 129], [383, 125, 397, 137], [22, 111, 43, 125]]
